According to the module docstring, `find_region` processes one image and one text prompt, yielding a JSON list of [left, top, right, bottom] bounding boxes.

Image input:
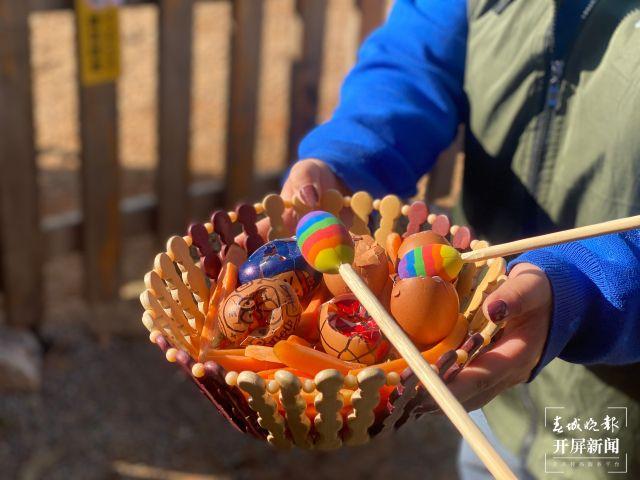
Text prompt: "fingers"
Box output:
[[421, 264, 554, 414], [483, 262, 552, 324]]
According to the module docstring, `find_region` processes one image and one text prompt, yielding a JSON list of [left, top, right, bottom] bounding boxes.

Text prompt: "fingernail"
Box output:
[[299, 184, 319, 209], [487, 300, 508, 323]]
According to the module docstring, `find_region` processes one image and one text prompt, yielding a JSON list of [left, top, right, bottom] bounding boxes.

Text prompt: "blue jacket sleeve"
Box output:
[[298, 0, 468, 198], [511, 230, 640, 376]]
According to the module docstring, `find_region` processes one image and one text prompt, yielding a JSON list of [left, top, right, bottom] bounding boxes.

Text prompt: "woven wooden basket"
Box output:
[[140, 190, 507, 450]]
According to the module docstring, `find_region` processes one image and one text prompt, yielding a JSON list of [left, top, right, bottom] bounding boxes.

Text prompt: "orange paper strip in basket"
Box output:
[[349, 314, 469, 376], [200, 263, 238, 353], [273, 341, 364, 376], [286, 334, 312, 348], [295, 286, 329, 341], [244, 345, 280, 363], [211, 355, 284, 373], [201, 348, 246, 360], [386, 232, 402, 265]]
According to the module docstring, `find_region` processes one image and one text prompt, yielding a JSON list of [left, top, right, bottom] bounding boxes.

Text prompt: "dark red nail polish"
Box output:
[[299, 184, 319, 209], [487, 300, 508, 322]]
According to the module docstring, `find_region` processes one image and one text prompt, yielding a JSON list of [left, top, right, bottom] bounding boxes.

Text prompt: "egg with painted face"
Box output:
[[238, 239, 322, 300], [218, 278, 302, 347], [319, 294, 390, 365]]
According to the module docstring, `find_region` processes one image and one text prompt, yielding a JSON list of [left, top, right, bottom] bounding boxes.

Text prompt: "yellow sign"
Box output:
[[75, 0, 121, 86]]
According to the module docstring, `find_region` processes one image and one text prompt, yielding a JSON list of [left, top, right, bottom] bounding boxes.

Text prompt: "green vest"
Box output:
[[463, 1, 640, 478]]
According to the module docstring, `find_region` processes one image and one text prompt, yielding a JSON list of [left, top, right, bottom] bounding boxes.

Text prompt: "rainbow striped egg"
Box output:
[[295, 211, 354, 274], [397, 244, 463, 282]]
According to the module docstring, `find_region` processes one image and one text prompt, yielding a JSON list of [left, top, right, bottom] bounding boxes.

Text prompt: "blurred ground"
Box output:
[[0, 1, 461, 478]]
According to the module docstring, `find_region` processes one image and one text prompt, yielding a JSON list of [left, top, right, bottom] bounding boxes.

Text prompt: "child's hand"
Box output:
[[425, 263, 553, 412], [240, 159, 348, 244]]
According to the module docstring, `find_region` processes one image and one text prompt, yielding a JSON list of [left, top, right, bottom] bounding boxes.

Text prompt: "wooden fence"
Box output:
[[0, 0, 388, 331]]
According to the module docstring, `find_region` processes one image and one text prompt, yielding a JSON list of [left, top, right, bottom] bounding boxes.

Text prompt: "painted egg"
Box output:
[[390, 275, 459, 348], [217, 278, 302, 347], [238, 239, 322, 300], [397, 230, 450, 259], [323, 234, 389, 298], [319, 294, 390, 365]]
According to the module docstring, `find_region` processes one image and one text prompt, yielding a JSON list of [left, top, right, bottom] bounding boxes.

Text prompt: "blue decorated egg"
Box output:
[[238, 239, 322, 300]]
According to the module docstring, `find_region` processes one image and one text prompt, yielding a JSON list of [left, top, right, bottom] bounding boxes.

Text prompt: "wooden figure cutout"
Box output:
[[314, 369, 344, 450], [237, 371, 291, 449], [166, 236, 210, 310], [211, 210, 235, 255], [452, 225, 472, 250], [292, 195, 312, 219], [320, 189, 344, 217], [262, 194, 288, 240], [189, 223, 221, 280], [350, 191, 373, 235], [276, 370, 312, 449], [374, 195, 402, 246], [431, 214, 451, 238], [236, 203, 264, 255], [154, 252, 205, 332], [345, 368, 386, 446], [405, 201, 428, 237]]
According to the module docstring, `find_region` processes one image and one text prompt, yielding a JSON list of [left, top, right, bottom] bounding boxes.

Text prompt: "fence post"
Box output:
[[75, 4, 122, 304], [356, 0, 387, 43], [157, 0, 194, 241], [286, 0, 327, 165], [224, 0, 264, 207], [0, 1, 43, 329]]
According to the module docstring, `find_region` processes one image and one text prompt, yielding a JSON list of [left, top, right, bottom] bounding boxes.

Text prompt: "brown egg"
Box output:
[[319, 294, 390, 365], [397, 231, 450, 259], [218, 278, 301, 347], [390, 276, 459, 348], [323, 234, 388, 297]]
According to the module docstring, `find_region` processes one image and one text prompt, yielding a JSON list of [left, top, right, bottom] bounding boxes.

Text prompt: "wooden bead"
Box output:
[[228, 211, 238, 223], [149, 330, 162, 343], [450, 225, 460, 235], [386, 371, 401, 386], [456, 349, 468, 365], [267, 380, 280, 394], [166, 348, 178, 362], [427, 213, 437, 224], [343, 196, 352, 207], [344, 374, 358, 389], [225, 371, 239, 386], [372, 199, 381, 210], [192, 363, 206, 378], [302, 379, 316, 393]]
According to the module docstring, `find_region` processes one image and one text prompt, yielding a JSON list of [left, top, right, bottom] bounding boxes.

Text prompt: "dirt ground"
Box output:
[[0, 2, 462, 478]]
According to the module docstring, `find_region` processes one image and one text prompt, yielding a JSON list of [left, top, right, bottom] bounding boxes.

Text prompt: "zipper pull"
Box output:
[[547, 60, 565, 110]]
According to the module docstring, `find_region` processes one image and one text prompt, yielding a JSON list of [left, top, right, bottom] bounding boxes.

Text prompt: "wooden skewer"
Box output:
[[339, 264, 517, 480], [462, 214, 640, 263]]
